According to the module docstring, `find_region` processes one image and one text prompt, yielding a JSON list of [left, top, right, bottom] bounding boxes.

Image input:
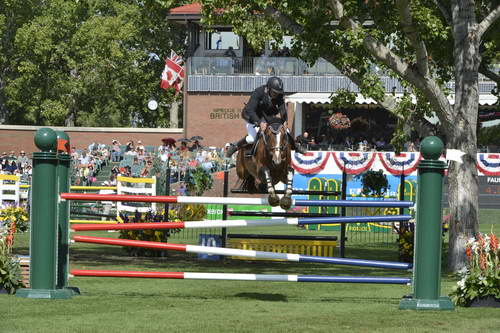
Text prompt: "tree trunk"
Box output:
[[447, 0, 481, 271], [447, 118, 479, 271]]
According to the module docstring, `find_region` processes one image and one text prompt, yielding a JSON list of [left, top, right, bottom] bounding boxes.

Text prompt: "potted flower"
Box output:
[[449, 232, 500, 307], [328, 112, 351, 130]]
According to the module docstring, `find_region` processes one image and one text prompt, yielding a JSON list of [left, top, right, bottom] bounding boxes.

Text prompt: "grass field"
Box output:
[[2, 210, 499, 333]]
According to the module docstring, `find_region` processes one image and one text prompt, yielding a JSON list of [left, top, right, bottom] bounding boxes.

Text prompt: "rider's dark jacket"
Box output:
[[242, 85, 287, 125]]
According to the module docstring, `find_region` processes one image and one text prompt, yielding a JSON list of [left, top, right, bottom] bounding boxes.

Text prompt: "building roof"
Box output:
[[169, 3, 201, 15]]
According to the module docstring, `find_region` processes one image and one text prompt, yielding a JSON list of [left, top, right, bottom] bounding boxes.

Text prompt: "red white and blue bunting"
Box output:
[[476, 153, 500, 176], [378, 152, 422, 176], [332, 152, 376, 175], [291, 151, 331, 174]]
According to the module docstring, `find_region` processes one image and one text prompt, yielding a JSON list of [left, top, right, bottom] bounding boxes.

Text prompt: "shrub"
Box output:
[[0, 205, 30, 233], [0, 224, 24, 294]]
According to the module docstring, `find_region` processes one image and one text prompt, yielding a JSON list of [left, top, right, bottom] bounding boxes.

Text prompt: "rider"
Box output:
[[225, 76, 307, 157]]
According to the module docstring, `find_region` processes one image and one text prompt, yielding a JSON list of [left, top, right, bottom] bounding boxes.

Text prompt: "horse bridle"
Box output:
[[262, 124, 288, 154]]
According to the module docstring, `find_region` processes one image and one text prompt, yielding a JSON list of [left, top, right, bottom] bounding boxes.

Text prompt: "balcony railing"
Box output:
[[189, 56, 499, 82], [189, 57, 342, 76]]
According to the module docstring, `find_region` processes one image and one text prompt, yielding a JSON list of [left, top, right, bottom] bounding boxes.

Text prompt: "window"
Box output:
[[205, 31, 240, 50]]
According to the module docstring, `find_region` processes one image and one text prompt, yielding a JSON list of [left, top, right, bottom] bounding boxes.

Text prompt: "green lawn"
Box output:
[[2, 210, 499, 333]]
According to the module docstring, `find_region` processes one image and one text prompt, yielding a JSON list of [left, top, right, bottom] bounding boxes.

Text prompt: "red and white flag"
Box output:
[[160, 50, 185, 92]]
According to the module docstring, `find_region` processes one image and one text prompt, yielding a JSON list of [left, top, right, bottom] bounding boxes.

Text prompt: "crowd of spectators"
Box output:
[[71, 142, 110, 186], [296, 131, 422, 152], [0, 150, 32, 182]]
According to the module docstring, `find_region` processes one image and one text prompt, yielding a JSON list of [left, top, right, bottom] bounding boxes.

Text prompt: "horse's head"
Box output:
[[263, 121, 289, 167]]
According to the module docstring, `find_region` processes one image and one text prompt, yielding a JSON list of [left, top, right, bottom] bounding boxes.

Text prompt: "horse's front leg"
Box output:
[[280, 167, 294, 210], [261, 167, 279, 207]]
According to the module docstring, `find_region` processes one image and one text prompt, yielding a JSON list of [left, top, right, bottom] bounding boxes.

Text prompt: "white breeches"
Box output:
[[245, 122, 291, 144], [245, 123, 258, 144]]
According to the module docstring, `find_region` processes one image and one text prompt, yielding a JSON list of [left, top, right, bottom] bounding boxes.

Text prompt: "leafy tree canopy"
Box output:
[[0, 0, 189, 127]]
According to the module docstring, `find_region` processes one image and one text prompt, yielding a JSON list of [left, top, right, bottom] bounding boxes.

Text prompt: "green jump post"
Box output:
[[399, 136, 454, 310], [16, 128, 73, 299], [55, 131, 80, 295]]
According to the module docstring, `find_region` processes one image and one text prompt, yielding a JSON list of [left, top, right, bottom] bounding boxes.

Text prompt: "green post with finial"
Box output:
[[16, 128, 73, 299], [55, 131, 79, 294], [399, 136, 454, 310]]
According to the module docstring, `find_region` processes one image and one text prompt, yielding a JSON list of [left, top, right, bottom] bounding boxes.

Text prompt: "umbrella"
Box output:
[[177, 138, 192, 143], [190, 135, 204, 141], [161, 137, 176, 145]]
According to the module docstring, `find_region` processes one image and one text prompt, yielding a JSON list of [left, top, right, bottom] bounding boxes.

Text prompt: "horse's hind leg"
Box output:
[[280, 167, 294, 210], [261, 168, 279, 207]]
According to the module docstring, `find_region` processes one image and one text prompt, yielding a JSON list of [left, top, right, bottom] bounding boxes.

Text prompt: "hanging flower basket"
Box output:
[[328, 112, 351, 130]]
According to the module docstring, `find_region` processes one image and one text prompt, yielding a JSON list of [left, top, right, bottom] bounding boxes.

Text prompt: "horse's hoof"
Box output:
[[280, 197, 292, 210], [268, 195, 280, 207]]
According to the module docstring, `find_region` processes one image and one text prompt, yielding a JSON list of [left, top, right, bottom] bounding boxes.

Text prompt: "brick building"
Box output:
[[168, 3, 498, 149]]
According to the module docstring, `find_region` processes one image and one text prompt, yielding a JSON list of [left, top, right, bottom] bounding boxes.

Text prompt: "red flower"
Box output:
[[466, 247, 472, 260], [490, 233, 499, 252]]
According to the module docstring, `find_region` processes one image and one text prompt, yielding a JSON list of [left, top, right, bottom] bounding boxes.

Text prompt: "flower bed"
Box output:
[[450, 232, 500, 307]]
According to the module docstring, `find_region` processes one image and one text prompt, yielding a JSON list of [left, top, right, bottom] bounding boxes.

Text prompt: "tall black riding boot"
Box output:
[[225, 137, 247, 157], [287, 133, 307, 154]]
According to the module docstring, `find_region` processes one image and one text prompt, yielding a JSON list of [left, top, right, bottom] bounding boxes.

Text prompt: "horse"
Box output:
[[236, 119, 294, 210]]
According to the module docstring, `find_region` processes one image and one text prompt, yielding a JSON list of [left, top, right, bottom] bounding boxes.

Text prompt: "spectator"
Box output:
[[6, 161, 17, 174], [189, 140, 203, 152], [224, 46, 237, 58], [79, 150, 91, 167], [296, 132, 311, 146], [111, 140, 122, 162], [179, 141, 189, 154], [17, 151, 29, 168], [111, 166, 120, 176], [136, 140, 145, 151], [141, 159, 154, 177], [178, 182, 187, 196], [130, 157, 143, 177], [88, 142, 98, 152], [8, 151, 16, 160], [125, 141, 135, 153], [136, 147, 147, 161]]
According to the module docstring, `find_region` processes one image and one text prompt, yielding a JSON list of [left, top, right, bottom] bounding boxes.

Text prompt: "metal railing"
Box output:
[[189, 56, 500, 82], [189, 57, 341, 76]]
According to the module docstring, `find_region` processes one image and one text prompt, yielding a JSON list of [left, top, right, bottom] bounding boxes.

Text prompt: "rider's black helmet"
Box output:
[[267, 76, 284, 96]]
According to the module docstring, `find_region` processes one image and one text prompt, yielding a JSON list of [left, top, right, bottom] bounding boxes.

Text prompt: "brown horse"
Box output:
[[236, 120, 294, 210]]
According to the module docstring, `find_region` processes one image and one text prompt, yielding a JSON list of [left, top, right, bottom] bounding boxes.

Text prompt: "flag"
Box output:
[[160, 50, 185, 92]]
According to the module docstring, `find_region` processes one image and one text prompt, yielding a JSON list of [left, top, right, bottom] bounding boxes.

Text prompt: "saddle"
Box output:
[[242, 133, 262, 158]]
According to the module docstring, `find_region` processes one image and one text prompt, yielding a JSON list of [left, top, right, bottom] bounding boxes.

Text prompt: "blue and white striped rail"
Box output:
[[60, 193, 414, 208], [71, 215, 413, 232]]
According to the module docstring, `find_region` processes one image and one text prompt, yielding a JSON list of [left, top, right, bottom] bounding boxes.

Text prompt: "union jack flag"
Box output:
[[160, 50, 185, 92]]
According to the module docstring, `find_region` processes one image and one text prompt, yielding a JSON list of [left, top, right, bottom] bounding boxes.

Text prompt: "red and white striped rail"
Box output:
[[61, 193, 269, 205], [72, 235, 411, 270], [70, 269, 411, 284], [71, 218, 297, 232]]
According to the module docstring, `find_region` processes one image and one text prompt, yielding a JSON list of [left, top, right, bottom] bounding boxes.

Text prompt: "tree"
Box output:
[[200, 0, 500, 271], [0, 0, 188, 127]]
